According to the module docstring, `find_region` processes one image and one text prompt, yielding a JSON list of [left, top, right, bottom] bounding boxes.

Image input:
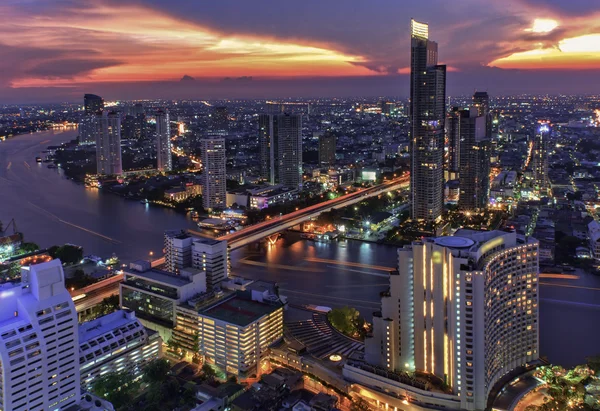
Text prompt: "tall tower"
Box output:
[[96, 111, 122, 175], [473, 91, 492, 138], [365, 231, 539, 410], [84, 93, 104, 115], [79, 94, 104, 145], [156, 110, 172, 172], [201, 138, 226, 210], [318, 132, 336, 168], [449, 107, 490, 211], [258, 113, 303, 190], [532, 121, 550, 197], [409, 19, 446, 222], [211, 106, 229, 133]]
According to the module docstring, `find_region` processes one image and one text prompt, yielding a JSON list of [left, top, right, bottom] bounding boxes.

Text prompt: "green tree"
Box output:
[[202, 363, 216, 381], [328, 306, 365, 338], [143, 358, 171, 385], [65, 269, 95, 290], [19, 242, 40, 254], [50, 244, 83, 264], [92, 371, 139, 410], [99, 294, 120, 316]]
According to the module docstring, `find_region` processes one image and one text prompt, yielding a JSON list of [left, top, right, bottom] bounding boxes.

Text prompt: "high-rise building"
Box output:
[[258, 113, 303, 189], [0, 259, 81, 410], [192, 238, 229, 290], [448, 107, 490, 211], [96, 111, 122, 175], [446, 108, 463, 180], [164, 230, 194, 273], [473, 91, 492, 138], [359, 230, 539, 410], [201, 138, 226, 210], [409, 19, 446, 222], [532, 121, 550, 197], [318, 132, 336, 167], [156, 110, 172, 172], [211, 106, 229, 132], [84, 93, 104, 115]]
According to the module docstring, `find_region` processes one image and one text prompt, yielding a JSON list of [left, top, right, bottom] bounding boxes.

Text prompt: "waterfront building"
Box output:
[[120, 261, 206, 341], [532, 121, 550, 197], [172, 289, 284, 376], [0, 259, 80, 410], [79, 94, 104, 145], [201, 138, 227, 210], [318, 132, 336, 167], [409, 19, 446, 222], [84, 93, 104, 115], [156, 109, 172, 172], [258, 113, 303, 190], [355, 230, 539, 410], [79, 310, 161, 390], [96, 111, 122, 175], [164, 230, 194, 273], [448, 107, 490, 211]]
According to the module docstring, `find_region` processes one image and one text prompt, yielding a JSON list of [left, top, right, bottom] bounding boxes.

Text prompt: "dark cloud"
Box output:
[[25, 58, 122, 79], [516, 0, 600, 15]]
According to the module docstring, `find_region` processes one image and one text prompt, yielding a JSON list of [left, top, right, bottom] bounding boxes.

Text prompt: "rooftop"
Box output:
[[125, 268, 191, 287], [79, 309, 138, 343], [202, 295, 281, 327], [194, 237, 222, 246]]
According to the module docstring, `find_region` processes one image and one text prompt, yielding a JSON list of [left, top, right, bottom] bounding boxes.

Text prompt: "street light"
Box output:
[[149, 251, 153, 263]]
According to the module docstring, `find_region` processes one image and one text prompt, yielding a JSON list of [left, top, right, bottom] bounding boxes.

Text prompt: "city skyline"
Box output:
[[1, 0, 600, 103]]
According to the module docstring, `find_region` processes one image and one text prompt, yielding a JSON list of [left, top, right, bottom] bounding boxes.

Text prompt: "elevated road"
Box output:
[[222, 175, 409, 250]]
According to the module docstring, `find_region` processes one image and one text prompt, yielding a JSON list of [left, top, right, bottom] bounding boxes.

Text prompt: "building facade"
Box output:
[[318, 132, 336, 167], [96, 111, 123, 175], [532, 121, 550, 197], [79, 310, 161, 390], [211, 106, 229, 133], [409, 19, 446, 222], [156, 110, 172, 172], [192, 238, 229, 291], [201, 138, 227, 210], [363, 230, 539, 410], [0, 259, 80, 410], [258, 113, 303, 190]]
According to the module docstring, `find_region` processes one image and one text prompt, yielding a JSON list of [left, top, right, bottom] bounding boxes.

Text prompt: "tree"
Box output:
[[98, 294, 120, 316], [143, 358, 171, 385], [202, 363, 216, 381], [19, 242, 40, 254], [50, 244, 83, 265], [65, 269, 95, 290], [92, 370, 139, 410], [328, 306, 366, 338]]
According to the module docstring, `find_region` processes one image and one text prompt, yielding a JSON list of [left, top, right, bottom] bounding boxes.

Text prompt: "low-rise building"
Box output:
[[79, 310, 161, 390], [226, 184, 299, 209], [588, 220, 600, 260]]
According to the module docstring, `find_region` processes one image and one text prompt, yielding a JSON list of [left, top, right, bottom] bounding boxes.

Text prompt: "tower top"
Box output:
[[411, 19, 429, 39]]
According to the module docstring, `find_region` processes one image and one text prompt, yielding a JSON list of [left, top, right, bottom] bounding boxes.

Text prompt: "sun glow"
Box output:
[[527, 18, 559, 33]]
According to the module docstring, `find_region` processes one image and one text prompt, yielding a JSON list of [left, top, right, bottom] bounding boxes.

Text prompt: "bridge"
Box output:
[[221, 175, 410, 250]]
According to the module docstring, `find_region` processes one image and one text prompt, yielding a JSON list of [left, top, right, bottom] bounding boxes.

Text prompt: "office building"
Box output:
[[409, 19, 446, 222], [318, 132, 336, 167], [201, 138, 227, 210], [84, 93, 104, 115], [532, 121, 550, 197], [211, 106, 229, 132], [164, 230, 194, 273], [192, 238, 229, 290], [473, 91, 492, 139], [448, 107, 490, 211], [173, 290, 284, 376], [156, 109, 172, 172], [258, 113, 303, 190], [79, 94, 104, 145], [0, 259, 80, 410], [120, 261, 206, 341], [356, 230, 539, 411], [446, 108, 462, 181], [79, 310, 161, 390], [96, 111, 122, 175]]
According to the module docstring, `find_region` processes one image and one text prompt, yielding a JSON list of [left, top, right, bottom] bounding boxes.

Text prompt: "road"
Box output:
[[222, 175, 410, 249]]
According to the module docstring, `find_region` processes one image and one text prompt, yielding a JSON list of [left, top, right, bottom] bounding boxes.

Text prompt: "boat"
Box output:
[[35, 157, 42, 163]]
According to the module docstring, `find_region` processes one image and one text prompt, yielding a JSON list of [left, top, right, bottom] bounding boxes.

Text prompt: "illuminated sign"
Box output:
[[411, 19, 429, 39]]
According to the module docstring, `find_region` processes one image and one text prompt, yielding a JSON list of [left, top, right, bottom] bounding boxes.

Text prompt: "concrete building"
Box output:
[[96, 111, 122, 175], [532, 121, 550, 197], [359, 230, 539, 411], [156, 109, 172, 172], [409, 19, 446, 222], [173, 290, 284, 376], [211, 106, 229, 133], [201, 138, 227, 210], [192, 238, 229, 290], [588, 220, 600, 260], [226, 184, 299, 209], [79, 310, 161, 390], [318, 132, 336, 167], [0, 259, 80, 410], [84, 93, 104, 115], [120, 262, 207, 341], [164, 230, 194, 273], [258, 113, 303, 190]]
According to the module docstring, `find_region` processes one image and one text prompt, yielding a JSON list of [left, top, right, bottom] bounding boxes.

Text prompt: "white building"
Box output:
[[192, 238, 229, 290], [164, 230, 194, 273], [588, 220, 600, 260], [79, 310, 161, 390], [96, 111, 122, 175], [0, 259, 80, 410], [201, 138, 226, 210], [354, 230, 539, 411], [156, 109, 172, 172]]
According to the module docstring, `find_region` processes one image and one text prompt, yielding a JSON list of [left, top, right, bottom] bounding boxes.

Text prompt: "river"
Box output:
[[0, 128, 599, 367]]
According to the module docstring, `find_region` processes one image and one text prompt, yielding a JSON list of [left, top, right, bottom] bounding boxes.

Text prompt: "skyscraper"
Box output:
[[448, 107, 490, 211], [446, 108, 462, 180], [318, 132, 336, 167], [0, 259, 80, 410], [532, 121, 550, 196], [258, 113, 303, 189], [473, 91, 492, 139], [79, 94, 104, 145], [211, 106, 229, 133], [96, 111, 122, 175], [201, 137, 226, 210], [84, 93, 104, 115], [409, 19, 446, 222], [363, 230, 539, 410], [156, 110, 172, 172]]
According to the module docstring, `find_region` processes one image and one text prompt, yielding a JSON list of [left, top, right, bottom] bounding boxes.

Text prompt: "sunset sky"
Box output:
[[2, 0, 600, 102]]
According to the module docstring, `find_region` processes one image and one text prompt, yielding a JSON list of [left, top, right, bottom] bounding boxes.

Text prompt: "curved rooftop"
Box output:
[[434, 236, 475, 249]]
